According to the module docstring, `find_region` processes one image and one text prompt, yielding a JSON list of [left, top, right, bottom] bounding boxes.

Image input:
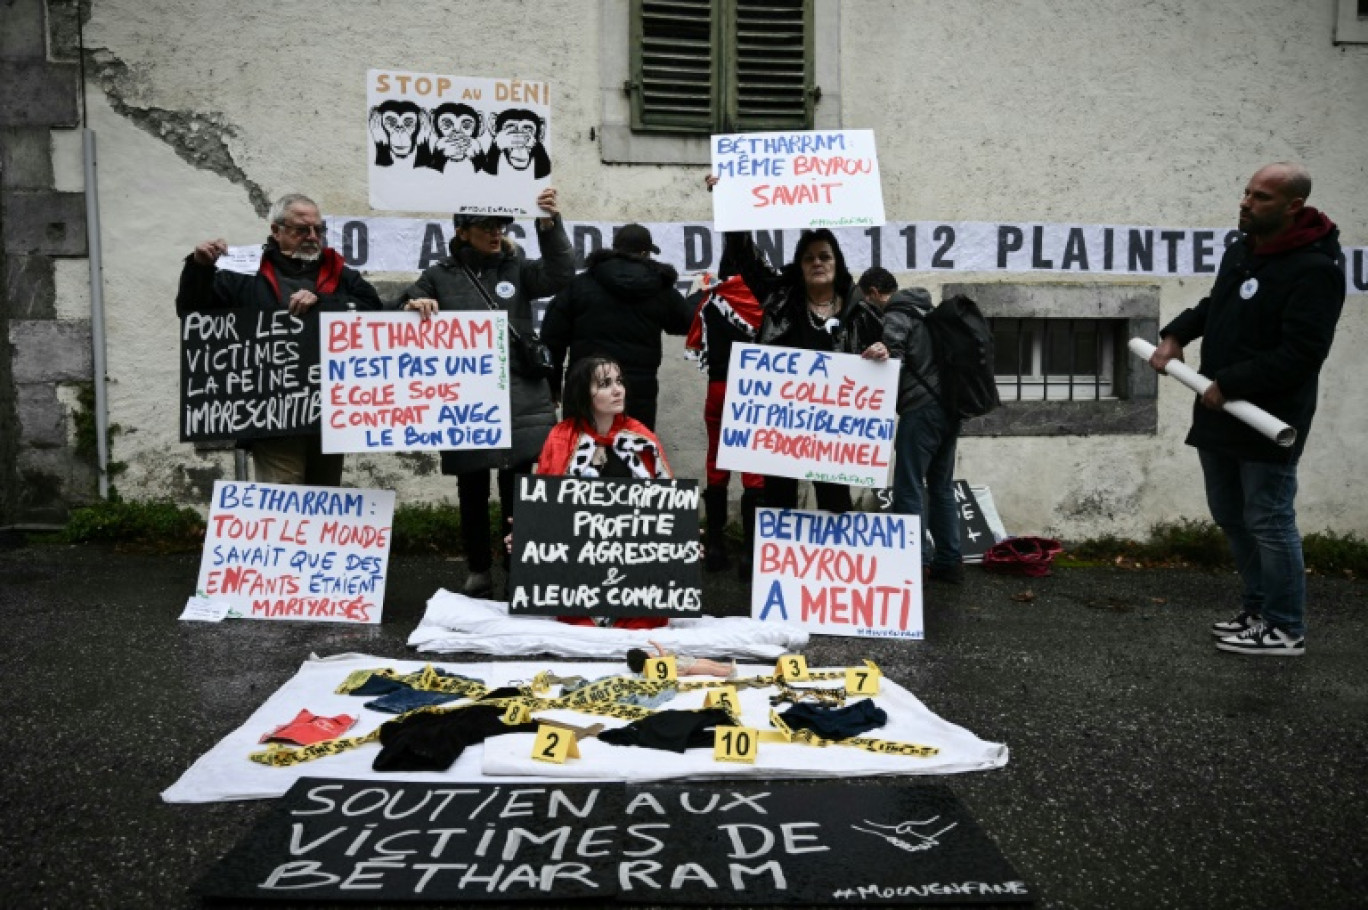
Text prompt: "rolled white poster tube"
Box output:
[[1128, 337, 1296, 448]]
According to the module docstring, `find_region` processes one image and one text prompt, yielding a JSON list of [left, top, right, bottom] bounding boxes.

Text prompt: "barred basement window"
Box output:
[[991, 318, 1120, 401], [629, 0, 814, 133]]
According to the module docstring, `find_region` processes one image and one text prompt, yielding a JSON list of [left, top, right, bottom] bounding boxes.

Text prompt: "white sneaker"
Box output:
[[1215, 621, 1304, 657]]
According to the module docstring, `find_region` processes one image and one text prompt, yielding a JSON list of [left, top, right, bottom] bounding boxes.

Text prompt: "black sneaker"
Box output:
[[705, 546, 732, 573], [928, 563, 965, 584], [1215, 622, 1304, 657], [462, 571, 493, 599], [1210, 611, 1260, 638]]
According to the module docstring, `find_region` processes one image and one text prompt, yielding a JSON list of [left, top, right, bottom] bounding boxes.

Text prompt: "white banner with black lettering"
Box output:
[[219, 218, 1367, 293]]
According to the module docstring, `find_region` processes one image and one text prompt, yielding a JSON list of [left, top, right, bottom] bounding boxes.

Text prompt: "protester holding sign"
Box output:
[[532, 355, 673, 630], [755, 229, 888, 515], [860, 267, 964, 584], [393, 187, 573, 599], [176, 193, 383, 485], [686, 220, 779, 577]]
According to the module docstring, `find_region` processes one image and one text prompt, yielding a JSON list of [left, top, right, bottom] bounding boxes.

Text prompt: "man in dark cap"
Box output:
[[541, 223, 692, 428]]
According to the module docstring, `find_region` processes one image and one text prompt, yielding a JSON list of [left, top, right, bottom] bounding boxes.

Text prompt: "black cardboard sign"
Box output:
[[197, 779, 1031, 904], [873, 482, 997, 563], [507, 475, 703, 619], [180, 309, 320, 442], [954, 481, 996, 562]]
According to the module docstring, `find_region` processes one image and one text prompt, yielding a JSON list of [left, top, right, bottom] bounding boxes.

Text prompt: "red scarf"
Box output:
[[536, 415, 671, 479], [258, 247, 346, 301], [1252, 206, 1335, 256], [685, 274, 763, 354]]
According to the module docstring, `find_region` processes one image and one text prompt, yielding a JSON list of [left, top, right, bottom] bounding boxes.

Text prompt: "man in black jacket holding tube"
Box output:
[[1149, 162, 1345, 657]]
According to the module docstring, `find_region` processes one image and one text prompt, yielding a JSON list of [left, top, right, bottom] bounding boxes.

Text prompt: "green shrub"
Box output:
[[1304, 530, 1368, 578], [64, 498, 204, 550], [389, 503, 464, 555], [1146, 518, 1231, 566]]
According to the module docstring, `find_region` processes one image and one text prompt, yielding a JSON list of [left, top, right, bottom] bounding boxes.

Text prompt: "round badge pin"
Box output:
[[496, 281, 516, 299], [1239, 278, 1259, 300]]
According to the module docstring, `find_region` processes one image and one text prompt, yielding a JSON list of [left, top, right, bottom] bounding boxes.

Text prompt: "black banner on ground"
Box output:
[[197, 779, 1030, 904], [955, 481, 996, 563], [180, 309, 320, 442], [507, 475, 703, 619]]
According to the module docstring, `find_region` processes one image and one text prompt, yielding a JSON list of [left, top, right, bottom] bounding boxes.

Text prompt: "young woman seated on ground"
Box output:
[[511, 354, 674, 629]]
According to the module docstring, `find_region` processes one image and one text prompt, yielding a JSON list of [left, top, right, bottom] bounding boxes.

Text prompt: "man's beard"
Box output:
[[290, 246, 322, 263]]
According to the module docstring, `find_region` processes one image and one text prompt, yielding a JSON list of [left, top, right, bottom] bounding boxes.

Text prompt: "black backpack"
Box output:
[[907, 294, 1001, 420]]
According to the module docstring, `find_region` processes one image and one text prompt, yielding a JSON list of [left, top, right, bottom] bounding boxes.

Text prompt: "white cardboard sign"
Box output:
[[320, 311, 510, 455], [195, 481, 396, 624], [711, 129, 885, 232], [751, 507, 923, 639], [367, 69, 552, 216], [716, 343, 898, 488]]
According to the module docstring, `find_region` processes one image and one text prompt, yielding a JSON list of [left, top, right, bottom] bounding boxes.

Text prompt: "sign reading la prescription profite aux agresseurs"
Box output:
[[752, 507, 924, 640], [320, 311, 510, 454], [710, 129, 885, 232], [508, 475, 703, 619], [716, 343, 898, 488], [195, 481, 395, 624]]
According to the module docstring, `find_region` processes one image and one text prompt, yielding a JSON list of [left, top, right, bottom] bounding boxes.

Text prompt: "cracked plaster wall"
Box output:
[[45, 0, 1368, 540]]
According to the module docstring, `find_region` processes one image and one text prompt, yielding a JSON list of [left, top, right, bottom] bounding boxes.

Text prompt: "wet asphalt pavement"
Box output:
[[0, 541, 1365, 909]]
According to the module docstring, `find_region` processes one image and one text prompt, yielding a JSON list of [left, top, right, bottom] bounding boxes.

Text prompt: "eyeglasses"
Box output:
[[278, 221, 327, 238], [468, 220, 508, 234]]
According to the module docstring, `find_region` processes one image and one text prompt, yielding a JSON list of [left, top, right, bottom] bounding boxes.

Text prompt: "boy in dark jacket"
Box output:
[[861, 268, 963, 583]]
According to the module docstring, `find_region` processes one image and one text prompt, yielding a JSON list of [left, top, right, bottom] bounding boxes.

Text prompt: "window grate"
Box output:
[[990, 318, 1118, 401]]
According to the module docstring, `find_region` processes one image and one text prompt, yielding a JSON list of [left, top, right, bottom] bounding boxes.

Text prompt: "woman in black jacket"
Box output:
[[395, 187, 573, 598], [755, 228, 888, 514]]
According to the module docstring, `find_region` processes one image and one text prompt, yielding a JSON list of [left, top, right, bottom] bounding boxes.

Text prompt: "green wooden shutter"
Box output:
[[729, 0, 812, 131], [631, 0, 717, 132], [630, 0, 812, 133]]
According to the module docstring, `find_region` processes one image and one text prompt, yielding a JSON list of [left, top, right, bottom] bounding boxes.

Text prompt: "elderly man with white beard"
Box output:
[[177, 193, 382, 485]]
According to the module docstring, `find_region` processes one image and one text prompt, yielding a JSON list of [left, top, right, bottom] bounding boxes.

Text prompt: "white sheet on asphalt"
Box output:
[[161, 653, 1008, 804], [406, 588, 810, 658]]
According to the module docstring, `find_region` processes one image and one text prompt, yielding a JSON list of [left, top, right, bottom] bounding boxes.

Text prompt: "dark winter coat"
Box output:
[[880, 287, 940, 413], [757, 280, 883, 356], [393, 216, 574, 472], [540, 250, 693, 395], [1161, 208, 1345, 461], [176, 246, 383, 317]]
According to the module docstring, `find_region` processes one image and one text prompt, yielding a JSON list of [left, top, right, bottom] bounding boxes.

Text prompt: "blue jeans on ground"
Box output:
[[893, 403, 960, 569], [1198, 449, 1305, 637]]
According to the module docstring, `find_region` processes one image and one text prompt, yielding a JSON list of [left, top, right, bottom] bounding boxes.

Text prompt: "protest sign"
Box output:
[[198, 778, 1030, 904], [180, 309, 319, 443], [367, 69, 552, 216], [710, 129, 885, 232], [320, 311, 510, 454], [508, 475, 703, 619], [752, 507, 923, 639], [195, 481, 395, 624], [717, 343, 898, 488], [955, 481, 996, 562]]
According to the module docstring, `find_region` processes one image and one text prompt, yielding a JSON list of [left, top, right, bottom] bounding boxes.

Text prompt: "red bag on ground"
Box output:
[[982, 537, 1063, 577]]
